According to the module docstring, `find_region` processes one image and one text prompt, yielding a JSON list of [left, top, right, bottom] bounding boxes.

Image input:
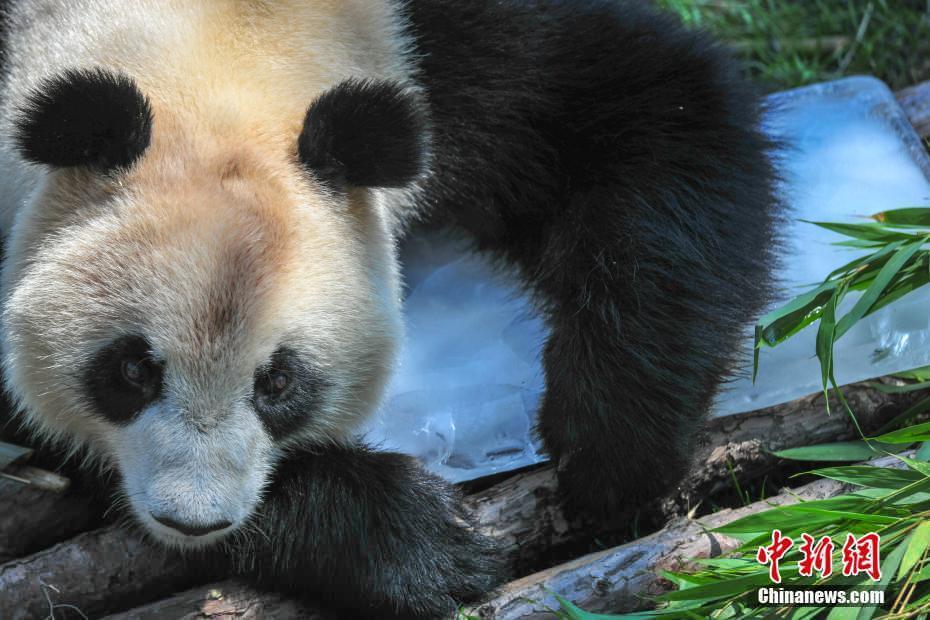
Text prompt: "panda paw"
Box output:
[[234, 445, 504, 619], [554, 446, 688, 518]]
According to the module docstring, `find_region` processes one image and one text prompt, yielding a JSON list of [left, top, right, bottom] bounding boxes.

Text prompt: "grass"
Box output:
[[657, 0, 930, 92]]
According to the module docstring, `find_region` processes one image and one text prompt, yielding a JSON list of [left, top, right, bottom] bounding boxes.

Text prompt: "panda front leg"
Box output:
[[212, 442, 502, 619], [520, 187, 760, 516]]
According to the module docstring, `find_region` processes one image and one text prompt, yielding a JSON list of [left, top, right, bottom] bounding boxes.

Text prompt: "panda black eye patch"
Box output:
[[83, 334, 164, 424], [252, 347, 327, 440]]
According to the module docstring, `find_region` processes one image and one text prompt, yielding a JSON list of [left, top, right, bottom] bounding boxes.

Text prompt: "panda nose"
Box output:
[[151, 513, 232, 537]]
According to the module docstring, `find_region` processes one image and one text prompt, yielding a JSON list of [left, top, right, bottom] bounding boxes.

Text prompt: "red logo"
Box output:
[[841, 533, 882, 581], [756, 529, 793, 583], [756, 531, 881, 582]]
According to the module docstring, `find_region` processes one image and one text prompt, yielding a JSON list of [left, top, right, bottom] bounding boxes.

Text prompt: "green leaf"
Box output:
[[806, 220, 918, 243], [897, 521, 930, 580], [757, 284, 836, 346], [917, 441, 930, 461], [810, 465, 926, 489], [779, 505, 898, 525], [855, 535, 908, 620], [660, 572, 780, 602], [894, 454, 930, 477], [863, 263, 930, 316], [895, 365, 930, 382], [0, 440, 32, 471], [774, 441, 901, 462], [823, 238, 906, 282], [834, 240, 927, 340], [873, 207, 930, 227], [554, 594, 635, 619], [827, 607, 858, 620], [873, 421, 930, 445], [815, 284, 840, 401], [867, 380, 930, 394], [715, 506, 838, 536]]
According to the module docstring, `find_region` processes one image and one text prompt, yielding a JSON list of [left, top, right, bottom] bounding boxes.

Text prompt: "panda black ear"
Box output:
[[13, 68, 153, 172], [298, 79, 428, 190]]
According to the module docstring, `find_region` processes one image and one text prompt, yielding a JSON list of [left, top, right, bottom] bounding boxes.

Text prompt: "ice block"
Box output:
[[363, 76, 930, 482]]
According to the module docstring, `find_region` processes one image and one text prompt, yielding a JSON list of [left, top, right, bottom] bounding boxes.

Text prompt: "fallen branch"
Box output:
[[0, 526, 196, 620], [100, 583, 332, 620], [0, 475, 100, 563], [470, 452, 912, 619]]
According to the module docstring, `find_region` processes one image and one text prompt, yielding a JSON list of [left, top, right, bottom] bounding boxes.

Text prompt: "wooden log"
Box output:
[[0, 526, 199, 620], [0, 476, 100, 564], [470, 452, 910, 619], [100, 583, 332, 620], [897, 80, 930, 139]]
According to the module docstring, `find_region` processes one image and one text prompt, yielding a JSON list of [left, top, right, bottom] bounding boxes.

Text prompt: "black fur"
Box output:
[[83, 335, 164, 425], [195, 443, 501, 619], [298, 79, 429, 189], [405, 0, 780, 514], [13, 68, 153, 171], [252, 347, 328, 440]]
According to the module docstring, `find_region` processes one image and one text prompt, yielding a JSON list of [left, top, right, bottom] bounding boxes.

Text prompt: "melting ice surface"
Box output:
[[362, 76, 930, 482]]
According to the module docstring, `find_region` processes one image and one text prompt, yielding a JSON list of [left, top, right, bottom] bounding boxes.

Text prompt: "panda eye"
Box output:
[[117, 353, 162, 395], [254, 368, 292, 401], [120, 357, 151, 386], [251, 347, 328, 439], [85, 335, 164, 424]]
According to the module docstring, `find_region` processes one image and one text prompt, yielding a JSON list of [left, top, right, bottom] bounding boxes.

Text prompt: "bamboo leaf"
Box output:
[[874, 396, 930, 436], [834, 240, 926, 340], [806, 220, 918, 243], [894, 366, 930, 382], [917, 441, 930, 461], [757, 285, 836, 346], [823, 238, 906, 281], [897, 521, 930, 580], [873, 207, 930, 227], [774, 441, 901, 462], [816, 285, 840, 401], [555, 594, 633, 619], [810, 465, 925, 489], [867, 380, 930, 394], [873, 421, 930, 445], [660, 572, 780, 602], [855, 536, 907, 620]]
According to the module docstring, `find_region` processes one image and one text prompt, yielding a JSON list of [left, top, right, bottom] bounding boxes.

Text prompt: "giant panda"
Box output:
[[0, 0, 779, 617]]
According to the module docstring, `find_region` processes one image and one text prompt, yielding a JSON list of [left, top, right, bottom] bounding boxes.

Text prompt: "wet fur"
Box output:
[[0, 0, 779, 617]]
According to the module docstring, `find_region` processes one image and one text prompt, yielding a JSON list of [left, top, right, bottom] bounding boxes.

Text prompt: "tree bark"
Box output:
[[0, 526, 195, 620], [0, 476, 101, 564], [100, 583, 332, 620]]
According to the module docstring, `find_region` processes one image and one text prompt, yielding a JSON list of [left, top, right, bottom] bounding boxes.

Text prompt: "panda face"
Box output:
[[0, 71, 417, 546]]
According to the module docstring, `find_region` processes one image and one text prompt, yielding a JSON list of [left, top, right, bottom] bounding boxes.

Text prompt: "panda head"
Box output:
[[1, 68, 427, 547]]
